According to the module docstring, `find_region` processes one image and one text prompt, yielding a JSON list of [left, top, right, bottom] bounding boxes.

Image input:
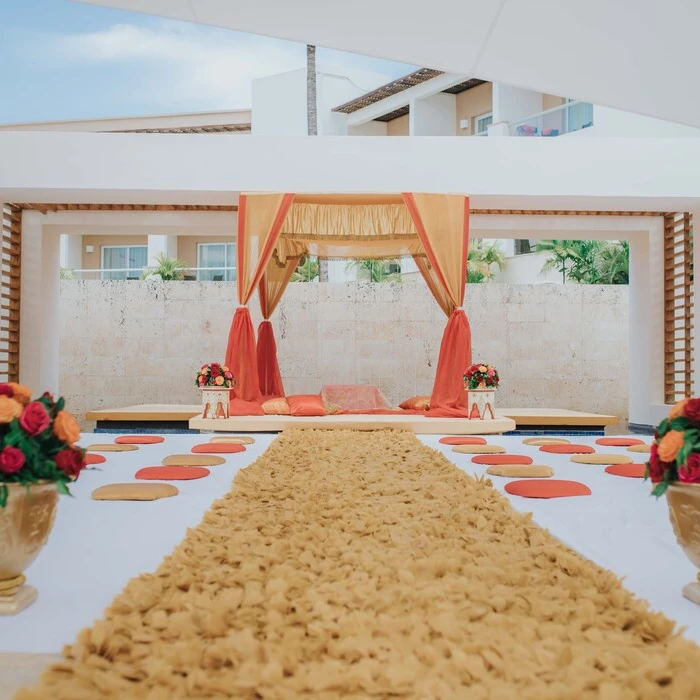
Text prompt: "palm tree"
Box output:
[[306, 44, 328, 283], [141, 252, 188, 281], [467, 241, 506, 282], [594, 241, 629, 284], [346, 258, 402, 283], [291, 256, 320, 282], [534, 239, 582, 283]]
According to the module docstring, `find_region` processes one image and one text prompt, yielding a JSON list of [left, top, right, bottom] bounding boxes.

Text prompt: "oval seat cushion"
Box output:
[[162, 454, 226, 467], [571, 453, 633, 465], [605, 463, 646, 478], [487, 465, 554, 478], [627, 444, 652, 453], [92, 483, 179, 501], [114, 436, 165, 445], [522, 437, 570, 446], [87, 444, 139, 452], [84, 453, 106, 465], [595, 437, 644, 447], [505, 479, 591, 499], [191, 443, 245, 454], [452, 445, 506, 454], [210, 436, 255, 445], [540, 444, 595, 454], [471, 454, 533, 466], [439, 436, 487, 445], [135, 466, 210, 480]]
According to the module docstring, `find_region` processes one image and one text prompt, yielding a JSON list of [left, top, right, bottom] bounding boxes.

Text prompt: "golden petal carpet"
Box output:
[[18, 430, 700, 699]]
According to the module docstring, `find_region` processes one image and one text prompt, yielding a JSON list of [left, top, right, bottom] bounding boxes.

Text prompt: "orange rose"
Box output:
[[53, 410, 80, 446], [658, 430, 685, 463], [0, 396, 22, 423], [7, 383, 32, 406], [669, 398, 690, 421]]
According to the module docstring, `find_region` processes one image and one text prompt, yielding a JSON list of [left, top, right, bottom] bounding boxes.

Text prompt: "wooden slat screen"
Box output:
[[664, 212, 693, 403], [0, 205, 21, 382]]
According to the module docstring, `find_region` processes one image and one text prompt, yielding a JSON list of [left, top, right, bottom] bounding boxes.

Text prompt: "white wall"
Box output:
[[349, 121, 387, 136], [4, 132, 700, 211], [252, 70, 308, 135], [493, 252, 562, 284], [60, 233, 82, 270], [570, 106, 700, 138]]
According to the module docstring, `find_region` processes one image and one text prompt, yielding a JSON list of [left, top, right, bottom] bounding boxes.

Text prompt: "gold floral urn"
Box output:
[[666, 482, 700, 605], [0, 482, 58, 614]]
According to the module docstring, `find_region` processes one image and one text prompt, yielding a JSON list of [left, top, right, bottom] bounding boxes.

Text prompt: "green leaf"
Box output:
[[0, 483, 7, 508], [56, 480, 70, 496], [652, 481, 669, 498], [669, 417, 692, 432], [657, 418, 669, 438]]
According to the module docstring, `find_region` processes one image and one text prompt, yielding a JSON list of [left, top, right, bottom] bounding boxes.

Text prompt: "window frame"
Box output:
[[474, 111, 493, 136], [100, 244, 148, 280], [196, 242, 237, 281]]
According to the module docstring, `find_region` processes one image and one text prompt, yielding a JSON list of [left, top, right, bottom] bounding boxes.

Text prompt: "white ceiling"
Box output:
[[77, 0, 700, 128]]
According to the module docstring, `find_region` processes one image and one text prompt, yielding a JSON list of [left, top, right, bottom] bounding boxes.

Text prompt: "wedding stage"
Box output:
[[3, 430, 699, 697]]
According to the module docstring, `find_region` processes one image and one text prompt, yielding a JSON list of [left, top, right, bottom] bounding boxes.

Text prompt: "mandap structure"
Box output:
[[225, 193, 471, 416]]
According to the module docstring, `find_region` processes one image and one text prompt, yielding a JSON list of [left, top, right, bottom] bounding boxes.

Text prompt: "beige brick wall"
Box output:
[[59, 281, 629, 423]]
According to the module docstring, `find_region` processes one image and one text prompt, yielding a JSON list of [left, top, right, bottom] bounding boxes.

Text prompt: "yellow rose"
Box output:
[[669, 398, 689, 421], [215, 375, 224, 386], [222, 366, 229, 373], [478, 365, 487, 373], [7, 383, 32, 406], [0, 396, 22, 423], [658, 430, 684, 463], [54, 410, 81, 446]]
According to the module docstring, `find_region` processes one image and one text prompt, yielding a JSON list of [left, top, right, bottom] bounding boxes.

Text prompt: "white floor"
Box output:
[[1, 432, 698, 655]]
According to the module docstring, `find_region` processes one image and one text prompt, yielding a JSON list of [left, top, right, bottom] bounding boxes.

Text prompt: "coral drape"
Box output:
[[225, 193, 295, 402], [257, 252, 301, 397], [403, 193, 471, 412]]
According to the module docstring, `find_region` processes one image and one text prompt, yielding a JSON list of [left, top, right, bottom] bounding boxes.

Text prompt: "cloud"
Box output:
[[48, 20, 310, 108]]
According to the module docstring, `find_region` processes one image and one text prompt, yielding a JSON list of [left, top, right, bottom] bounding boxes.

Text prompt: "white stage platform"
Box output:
[[1, 431, 697, 664], [189, 412, 516, 434]]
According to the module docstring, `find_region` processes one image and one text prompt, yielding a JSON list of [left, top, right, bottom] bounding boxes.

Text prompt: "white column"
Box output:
[[492, 83, 543, 124], [409, 93, 456, 136], [147, 235, 178, 267], [59, 233, 82, 271], [692, 211, 700, 398], [628, 219, 665, 428], [19, 211, 60, 394]]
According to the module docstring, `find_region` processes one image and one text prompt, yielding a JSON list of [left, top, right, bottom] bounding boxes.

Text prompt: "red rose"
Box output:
[[0, 446, 25, 474], [55, 449, 84, 478], [19, 402, 50, 436], [211, 368, 220, 377], [648, 443, 672, 483], [0, 384, 13, 398], [679, 452, 700, 484], [683, 398, 700, 424], [224, 372, 233, 379]]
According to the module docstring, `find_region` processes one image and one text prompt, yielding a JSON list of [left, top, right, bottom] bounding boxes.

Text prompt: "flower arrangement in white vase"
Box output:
[[463, 363, 499, 420], [196, 363, 234, 420]]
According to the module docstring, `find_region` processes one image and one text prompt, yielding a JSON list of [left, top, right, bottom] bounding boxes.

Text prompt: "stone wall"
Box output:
[[59, 281, 629, 424]]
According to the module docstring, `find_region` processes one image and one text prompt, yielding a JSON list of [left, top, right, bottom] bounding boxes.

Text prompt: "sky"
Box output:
[[0, 0, 415, 123]]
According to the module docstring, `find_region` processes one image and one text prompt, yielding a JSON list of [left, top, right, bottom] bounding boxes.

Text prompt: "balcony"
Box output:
[[509, 101, 594, 137], [65, 266, 236, 281]]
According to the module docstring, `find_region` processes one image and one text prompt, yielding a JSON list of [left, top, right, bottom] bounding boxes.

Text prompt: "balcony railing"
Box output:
[[64, 266, 237, 281], [509, 101, 594, 137]]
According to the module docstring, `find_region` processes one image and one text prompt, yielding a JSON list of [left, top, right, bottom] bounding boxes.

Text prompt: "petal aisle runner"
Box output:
[[18, 430, 700, 698]]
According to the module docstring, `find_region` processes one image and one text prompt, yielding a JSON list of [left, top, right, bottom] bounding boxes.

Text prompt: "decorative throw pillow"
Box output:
[[324, 401, 342, 415], [287, 394, 327, 417], [229, 398, 265, 416], [262, 398, 291, 415], [399, 396, 431, 411]]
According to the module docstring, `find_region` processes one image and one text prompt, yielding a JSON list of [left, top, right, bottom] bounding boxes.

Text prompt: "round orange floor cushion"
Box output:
[[84, 453, 106, 465], [439, 436, 487, 445], [505, 479, 592, 498], [605, 463, 646, 478], [135, 466, 210, 480], [595, 437, 645, 447], [471, 454, 533, 465], [540, 444, 595, 454], [191, 443, 246, 454], [115, 436, 165, 445]]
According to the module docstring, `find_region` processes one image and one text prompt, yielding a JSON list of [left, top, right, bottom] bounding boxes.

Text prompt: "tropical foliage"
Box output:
[[291, 256, 320, 282], [535, 239, 629, 284], [346, 259, 402, 283], [467, 241, 506, 283], [59, 268, 74, 280], [141, 253, 188, 281]]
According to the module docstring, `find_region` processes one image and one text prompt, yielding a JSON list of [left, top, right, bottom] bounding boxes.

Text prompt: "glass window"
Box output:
[[197, 243, 236, 281], [474, 112, 493, 135], [101, 245, 147, 280]]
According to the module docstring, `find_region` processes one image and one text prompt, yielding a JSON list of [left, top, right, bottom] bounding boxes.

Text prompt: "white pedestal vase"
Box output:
[[201, 387, 231, 420], [466, 385, 495, 420]]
